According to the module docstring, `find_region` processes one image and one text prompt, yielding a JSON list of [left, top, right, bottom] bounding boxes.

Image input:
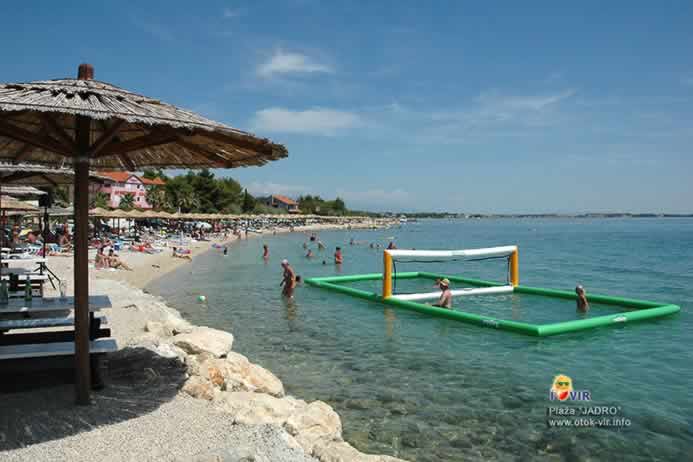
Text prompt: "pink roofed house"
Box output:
[[98, 172, 165, 209]]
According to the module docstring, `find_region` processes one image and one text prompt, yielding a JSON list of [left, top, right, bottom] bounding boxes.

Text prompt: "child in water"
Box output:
[[576, 285, 589, 312]]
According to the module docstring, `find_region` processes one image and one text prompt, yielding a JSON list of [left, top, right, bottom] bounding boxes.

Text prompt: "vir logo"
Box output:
[[549, 374, 591, 401]]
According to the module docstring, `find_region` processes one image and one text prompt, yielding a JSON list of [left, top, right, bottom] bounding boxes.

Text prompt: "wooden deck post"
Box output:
[[74, 63, 93, 405]]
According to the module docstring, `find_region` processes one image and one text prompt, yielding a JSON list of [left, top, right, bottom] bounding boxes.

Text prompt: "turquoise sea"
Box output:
[[149, 219, 693, 461]]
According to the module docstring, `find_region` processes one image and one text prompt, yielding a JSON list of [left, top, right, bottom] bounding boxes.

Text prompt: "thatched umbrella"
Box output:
[[0, 64, 287, 404], [1, 195, 38, 211], [0, 163, 110, 187], [88, 207, 111, 217]]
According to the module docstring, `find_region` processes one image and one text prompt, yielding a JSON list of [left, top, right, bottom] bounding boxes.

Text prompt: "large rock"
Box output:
[[145, 320, 173, 337], [182, 376, 216, 401], [199, 354, 284, 397], [215, 392, 306, 426], [313, 441, 407, 462], [163, 313, 194, 335], [284, 401, 342, 454], [247, 364, 284, 397], [173, 327, 234, 358]]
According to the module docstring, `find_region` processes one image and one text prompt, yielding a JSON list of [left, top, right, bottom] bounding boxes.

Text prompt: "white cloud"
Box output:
[[476, 89, 576, 112], [247, 181, 308, 198], [223, 8, 241, 18], [250, 107, 360, 135], [257, 50, 333, 78]]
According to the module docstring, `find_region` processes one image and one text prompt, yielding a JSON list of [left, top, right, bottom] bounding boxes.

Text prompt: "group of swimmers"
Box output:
[[427, 278, 590, 312]]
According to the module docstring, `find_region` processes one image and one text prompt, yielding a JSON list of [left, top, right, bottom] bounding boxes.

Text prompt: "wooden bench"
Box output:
[[0, 295, 116, 389], [0, 339, 118, 389], [0, 315, 107, 331]]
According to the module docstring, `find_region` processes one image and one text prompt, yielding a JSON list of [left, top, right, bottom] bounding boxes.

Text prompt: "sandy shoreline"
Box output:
[[1, 221, 406, 462]]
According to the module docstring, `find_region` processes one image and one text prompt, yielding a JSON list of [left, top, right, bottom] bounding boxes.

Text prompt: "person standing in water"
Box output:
[[223, 246, 228, 256], [334, 246, 343, 264], [280, 259, 296, 298], [576, 285, 589, 312], [432, 278, 452, 309], [387, 241, 397, 250], [263, 244, 269, 260]]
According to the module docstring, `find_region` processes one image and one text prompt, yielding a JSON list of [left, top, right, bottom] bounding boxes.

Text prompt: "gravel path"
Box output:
[[2, 395, 316, 462]]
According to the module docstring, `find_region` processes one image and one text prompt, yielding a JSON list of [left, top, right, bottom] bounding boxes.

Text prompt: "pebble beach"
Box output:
[[0, 218, 405, 462]]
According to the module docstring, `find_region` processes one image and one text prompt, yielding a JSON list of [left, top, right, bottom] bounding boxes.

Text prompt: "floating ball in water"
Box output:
[[198, 295, 207, 302]]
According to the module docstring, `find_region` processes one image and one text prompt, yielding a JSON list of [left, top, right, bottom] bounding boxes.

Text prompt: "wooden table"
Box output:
[[0, 295, 111, 314]]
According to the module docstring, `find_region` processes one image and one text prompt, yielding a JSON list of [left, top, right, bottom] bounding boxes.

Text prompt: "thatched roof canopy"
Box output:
[[0, 185, 47, 196], [0, 163, 109, 185], [1, 195, 39, 211], [0, 67, 287, 170]]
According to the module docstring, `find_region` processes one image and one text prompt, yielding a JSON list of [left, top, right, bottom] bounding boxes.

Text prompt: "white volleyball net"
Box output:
[[384, 245, 518, 301]]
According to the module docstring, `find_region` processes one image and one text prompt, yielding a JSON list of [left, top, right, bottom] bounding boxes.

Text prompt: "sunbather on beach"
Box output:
[[108, 249, 132, 271], [280, 259, 296, 298], [172, 246, 192, 261], [95, 247, 108, 269], [576, 285, 589, 312], [432, 278, 452, 309]]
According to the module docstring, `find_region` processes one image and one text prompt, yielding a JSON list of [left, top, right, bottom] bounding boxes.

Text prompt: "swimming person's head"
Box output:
[[296, 275, 302, 283], [281, 259, 289, 268], [439, 278, 450, 290], [576, 285, 585, 295]]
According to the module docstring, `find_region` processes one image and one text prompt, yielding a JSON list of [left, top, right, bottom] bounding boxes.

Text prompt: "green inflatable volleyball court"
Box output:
[[305, 245, 680, 337]]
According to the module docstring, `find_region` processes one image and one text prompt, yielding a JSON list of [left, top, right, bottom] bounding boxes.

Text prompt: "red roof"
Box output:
[[272, 195, 298, 206], [98, 172, 165, 186], [99, 171, 135, 183]]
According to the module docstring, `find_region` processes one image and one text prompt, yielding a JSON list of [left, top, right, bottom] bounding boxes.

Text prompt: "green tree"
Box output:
[[146, 186, 169, 210], [119, 193, 135, 210], [241, 189, 256, 213], [53, 186, 71, 207], [91, 191, 109, 209]]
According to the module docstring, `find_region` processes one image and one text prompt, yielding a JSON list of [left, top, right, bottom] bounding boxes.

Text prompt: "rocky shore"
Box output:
[[1, 222, 407, 462]]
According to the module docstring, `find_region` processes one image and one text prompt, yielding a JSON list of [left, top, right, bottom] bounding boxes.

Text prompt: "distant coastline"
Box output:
[[384, 212, 693, 219]]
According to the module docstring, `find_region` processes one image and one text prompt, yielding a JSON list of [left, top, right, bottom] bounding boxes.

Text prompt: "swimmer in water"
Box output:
[[432, 278, 452, 309], [280, 259, 296, 298], [576, 285, 589, 312], [306, 249, 314, 258], [334, 246, 343, 264], [263, 244, 269, 259], [223, 247, 228, 256], [387, 241, 397, 250]]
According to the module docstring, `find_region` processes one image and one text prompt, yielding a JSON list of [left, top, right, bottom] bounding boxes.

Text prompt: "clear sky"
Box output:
[[2, 1, 692, 213]]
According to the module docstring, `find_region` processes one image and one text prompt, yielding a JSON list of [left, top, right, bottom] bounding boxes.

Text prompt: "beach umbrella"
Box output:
[[0, 163, 110, 187], [88, 207, 111, 217], [0, 64, 287, 404], [0, 195, 38, 211]]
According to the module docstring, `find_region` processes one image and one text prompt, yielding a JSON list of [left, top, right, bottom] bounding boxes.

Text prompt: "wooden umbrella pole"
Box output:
[[74, 113, 92, 404]]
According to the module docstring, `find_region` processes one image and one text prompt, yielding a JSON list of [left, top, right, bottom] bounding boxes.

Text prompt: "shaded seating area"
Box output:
[[0, 295, 116, 388]]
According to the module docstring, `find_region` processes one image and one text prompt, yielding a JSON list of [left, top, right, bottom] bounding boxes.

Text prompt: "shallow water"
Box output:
[[149, 219, 693, 461]]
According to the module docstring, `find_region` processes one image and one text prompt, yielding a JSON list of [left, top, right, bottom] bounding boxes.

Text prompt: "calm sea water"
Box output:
[[149, 219, 693, 461]]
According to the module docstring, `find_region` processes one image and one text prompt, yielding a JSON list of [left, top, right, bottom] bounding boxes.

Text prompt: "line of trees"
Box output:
[[89, 169, 355, 215]]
